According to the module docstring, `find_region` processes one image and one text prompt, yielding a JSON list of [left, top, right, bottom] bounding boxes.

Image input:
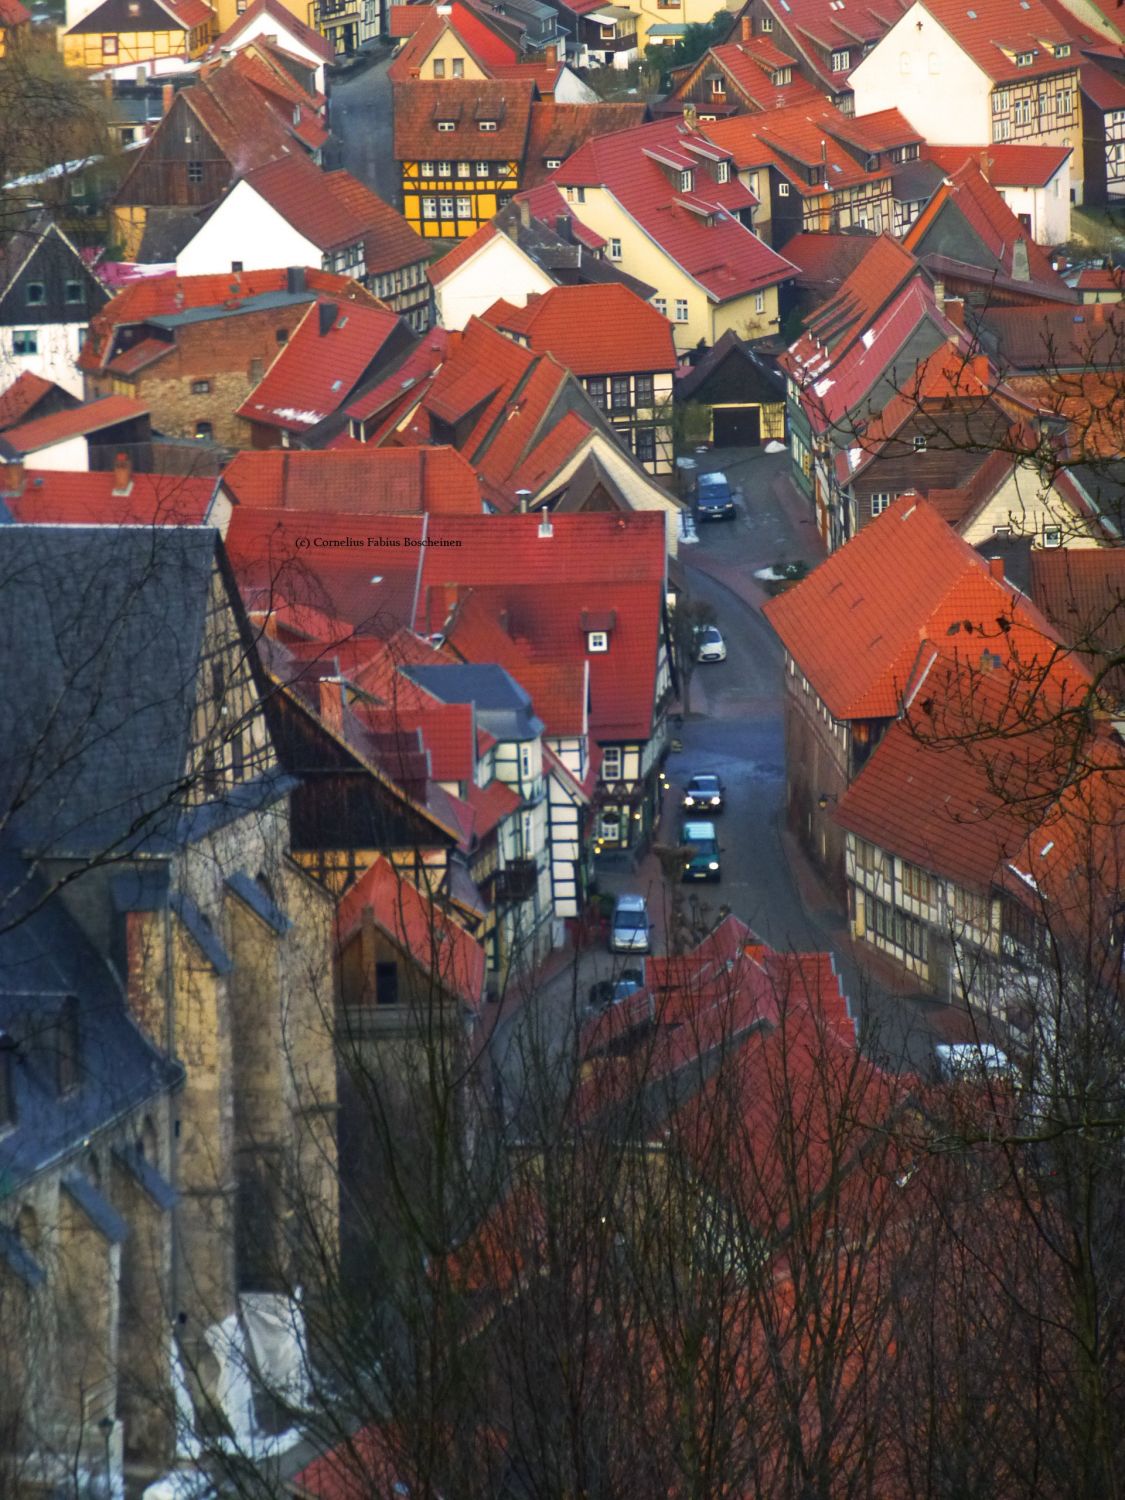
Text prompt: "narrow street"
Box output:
[[328, 51, 400, 208], [490, 448, 982, 1125]]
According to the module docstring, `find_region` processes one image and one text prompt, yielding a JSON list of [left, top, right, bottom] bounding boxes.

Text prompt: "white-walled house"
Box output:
[[928, 143, 1072, 243], [850, 0, 1085, 200], [0, 221, 108, 397], [207, 0, 335, 96], [430, 224, 557, 331]]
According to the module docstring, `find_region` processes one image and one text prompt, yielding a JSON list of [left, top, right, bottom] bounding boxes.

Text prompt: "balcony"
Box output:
[[491, 858, 539, 903]]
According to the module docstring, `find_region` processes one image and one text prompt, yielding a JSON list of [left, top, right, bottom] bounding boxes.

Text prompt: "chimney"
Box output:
[[971, 353, 990, 383], [538, 514, 554, 538], [1012, 237, 1030, 281], [1094, 300, 1105, 323], [162, 82, 174, 117], [944, 297, 966, 329], [0, 459, 25, 496], [498, 609, 510, 635], [318, 301, 337, 335], [135, 65, 146, 85], [543, 42, 557, 63], [318, 677, 344, 736], [932, 276, 945, 312], [516, 488, 532, 512], [286, 266, 307, 295], [517, 196, 532, 230], [740, 15, 752, 41], [988, 555, 1005, 582], [555, 213, 573, 242], [112, 452, 133, 495]]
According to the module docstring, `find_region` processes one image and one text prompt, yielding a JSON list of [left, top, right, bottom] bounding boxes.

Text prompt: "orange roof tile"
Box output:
[[482, 282, 677, 376], [0, 372, 60, 431], [221, 446, 482, 514], [926, 141, 1072, 187], [919, 0, 1079, 83], [321, 170, 428, 276], [393, 78, 535, 163], [0, 468, 216, 524], [211, 0, 334, 62], [0, 396, 148, 455], [522, 101, 648, 188]]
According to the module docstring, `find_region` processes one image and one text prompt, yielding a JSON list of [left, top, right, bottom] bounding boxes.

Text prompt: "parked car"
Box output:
[[681, 819, 722, 881], [933, 1043, 1012, 1083], [696, 470, 737, 520], [588, 971, 644, 1009], [609, 893, 651, 953], [697, 625, 727, 663], [682, 772, 725, 814]]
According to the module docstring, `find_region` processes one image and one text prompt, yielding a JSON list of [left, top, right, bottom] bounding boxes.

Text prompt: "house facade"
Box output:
[[0, 221, 108, 398], [61, 0, 214, 70], [732, 0, 911, 111]]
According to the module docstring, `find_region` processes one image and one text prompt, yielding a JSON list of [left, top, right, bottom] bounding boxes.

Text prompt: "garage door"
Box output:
[[713, 406, 761, 446]]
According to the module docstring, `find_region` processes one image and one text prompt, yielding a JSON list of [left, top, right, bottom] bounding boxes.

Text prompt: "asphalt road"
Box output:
[[329, 50, 400, 208]]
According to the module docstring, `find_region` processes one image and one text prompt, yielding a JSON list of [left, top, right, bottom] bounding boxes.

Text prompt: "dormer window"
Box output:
[[1055, 42, 1070, 56], [546, 157, 562, 169], [437, 120, 456, 132], [1016, 50, 1034, 66], [831, 49, 850, 70], [479, 119, 498, 132], [716, 159, 729, 183], [679, 169, 693, 191], [588, 631, 609, 652]]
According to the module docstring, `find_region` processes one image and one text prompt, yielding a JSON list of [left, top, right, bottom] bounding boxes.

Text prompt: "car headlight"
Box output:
[[708, 861, 719, 871], [710, 796, 720, 805], [684, 796, 694, 805]]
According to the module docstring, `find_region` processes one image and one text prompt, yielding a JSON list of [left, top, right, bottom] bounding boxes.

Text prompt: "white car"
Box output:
[[697, 625, 727, 663], [609, 894, 651, 954]]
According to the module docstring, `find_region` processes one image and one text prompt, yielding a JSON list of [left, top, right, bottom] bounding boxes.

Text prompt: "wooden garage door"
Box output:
[[713, 406, 761, 446]]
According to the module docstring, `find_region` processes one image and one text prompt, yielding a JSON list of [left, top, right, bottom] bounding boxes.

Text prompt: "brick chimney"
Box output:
[[543, 43, 558, 63], [944, 297, 966, 329], [932, 276, 945, 312], [0, 459, 25, 496], [740, 15, 752, 41], [1012, 237, 1030, 281], [112, 452, 133, 495], [319, 676, 344, 735], [318, 301, 337, 335], [517, 196, 532, 229], [162, 82, 174, 116], [988, 556, 1004, 582]]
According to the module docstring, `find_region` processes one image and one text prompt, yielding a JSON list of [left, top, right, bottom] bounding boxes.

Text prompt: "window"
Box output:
[[679, 169, 693, 191], [587, 376, 606, 409], [1014, 97, 1035, 124], [476, 160, 490, 175], [457, 159, 471, 176], [421, 160, 435, 175], [437, 120, 455, 132], [422, 198, 438, 219], [191, 379, 211, 394], [611, 375, 630, 409], [456, 196, 472, 218], [778, 180, 790, 196], [1055, 41, 1070, 56], [479, 120, 497, 132], [870, 896, 928, 960], [452, 56, 464, 76], [25, 282, 44, 306], [674, 298, 689, 322], [870, 492, 892, 516], [609, 236, 622, 260], [55, 997, 80, 1096], [248, 357, 263, 383], [102, 34, 118, 54], [635, 428, 656, 464], [588, 631, 609, 652], [602, 746, 622, 779], [831, 49, 849, 71], [754, 291, 765, 314], [439, 197, 455, 218], [64, 279, 84, 304], [433, 58, 446, 77], [12, 330, 37, 355], [761, 13, 773, 28], [653, 297, 667, 316], [187, 161, 204, 184], [913, 434, 927, 452], [709, 74, 724, 95], [951, 886, 990, 930], [635, 373, 654, 405], [716, 159, 729, 183], [1056, 88, 1072, 115], [899, 50, 911, 74], [993, 118, 1012, 141], [195, 420, 213, 439], [438, 159, 453, 175], [375, 961, 399, 1006], [903, 864, 931, 903], [992, 89, 1010, 113], [1015, 50, 1034, 66], [1043, 524, 1062, 547], [276, 326, 288, 344]]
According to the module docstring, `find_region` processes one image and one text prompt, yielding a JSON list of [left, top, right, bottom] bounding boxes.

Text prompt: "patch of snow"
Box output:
[[764, 439, 786, 453]]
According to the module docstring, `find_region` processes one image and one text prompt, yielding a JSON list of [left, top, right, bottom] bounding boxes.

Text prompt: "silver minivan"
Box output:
[[610, 893, 651, 954]]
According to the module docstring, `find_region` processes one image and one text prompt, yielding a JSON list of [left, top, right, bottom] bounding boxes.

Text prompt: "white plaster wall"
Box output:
[[434, 233, 555, 329], [996, 160, 1070, 245], [850, 2, 992, 146], [26, 434, 90, 470], [0, 322, 87, 396], [176, 182, 321, 276], [553, 68, 598, 103]]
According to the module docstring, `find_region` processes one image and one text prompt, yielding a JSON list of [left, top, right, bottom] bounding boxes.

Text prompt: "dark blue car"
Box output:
[[696, 471, 737, 521]]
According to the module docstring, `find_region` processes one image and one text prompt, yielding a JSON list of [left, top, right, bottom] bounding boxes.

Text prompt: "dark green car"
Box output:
[[681, 819, 722, 881]]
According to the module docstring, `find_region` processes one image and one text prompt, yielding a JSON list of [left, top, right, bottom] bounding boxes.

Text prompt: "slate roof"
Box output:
[[0, 846, 181, 1190], [393, 78, 536, 162], [237, 299, 403, 435], [220, 447, 482, 514], [0, 526, 223, 858], [762, 495, 1063, 719], [554, 116, 797, 300], [482, 283, 677, 375], [0, 396, 148, 455], [403, 662, 544, 740]]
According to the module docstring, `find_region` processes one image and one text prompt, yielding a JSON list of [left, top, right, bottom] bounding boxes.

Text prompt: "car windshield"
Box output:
[[698, 474, 729, 492], [690, 776, 720, 792], [614, 910, 646, 932], [701, 627, 722, 644]]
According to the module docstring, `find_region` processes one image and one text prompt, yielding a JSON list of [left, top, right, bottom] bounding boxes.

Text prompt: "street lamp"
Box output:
[[817, 792, 837, 810]]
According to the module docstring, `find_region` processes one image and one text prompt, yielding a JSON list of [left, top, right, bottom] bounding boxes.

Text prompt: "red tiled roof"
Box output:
[[321, 170, 428, 276], [510, 410, 593, 493], [0, 0, 30, 26], [844, 106, 923, 149], [212, 0, 335, 62], [1075, 265, 1125, 292], [1080, 59, 1125, 112], [388, 0, 518, 81], [778, 231, 873, 288], [1, 396, 148, 455], [780, 233, 919, 374], [221, 446, 483, 514], [977, 300, 1125, 368], [465, 776, 521, 837], [241, 155, 367, 252], [904, 162, 1072, 293], [237, 299, 402, 434], [65, 0, 212, 31], [706, 103, 894, 198], [926, 142, 1072, 187], [1029, 545, 1125, 661], [1, 469, 216, 525], [919, 0, 1079, 83], [919, 446, 1015, 528], [393, 78, 535, 163], [344, 331, 449, 423], [482, 283, 676, 376], [106, 336, 171, 376], [763, 496, 1064, 719], [514, 181, 605, 250], [522, 101, 649, 188], [337, 855, 485, 1007], [754, 0, 911, 89], [427, 221, 498, 288], [0, 372, 57, 431], [555, 117, 796, 301], [693, 40, 826, 111]]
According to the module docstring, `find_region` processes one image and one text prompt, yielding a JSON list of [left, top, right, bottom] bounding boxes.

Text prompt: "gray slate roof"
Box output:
[[404, 662, 544, 741]]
